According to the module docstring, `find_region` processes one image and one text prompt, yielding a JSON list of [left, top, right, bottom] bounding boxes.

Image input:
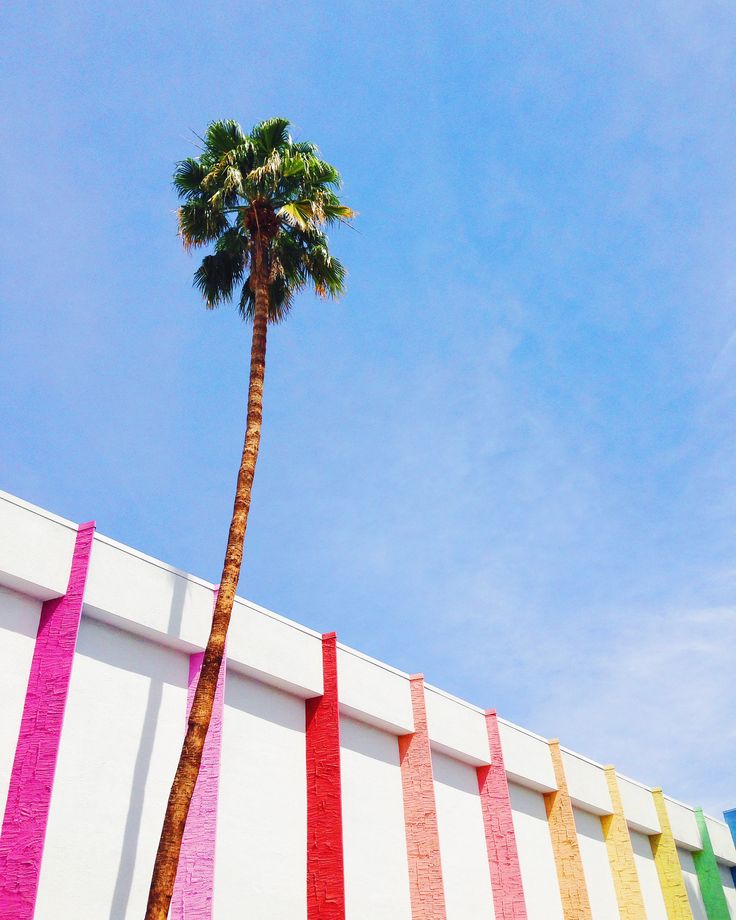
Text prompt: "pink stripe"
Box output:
[[0, 521, 95, 918], [398, 674, 446, 919], [305, 632, 345, 919], [477, 710, 528, 919], [170, 599, 226, 920]]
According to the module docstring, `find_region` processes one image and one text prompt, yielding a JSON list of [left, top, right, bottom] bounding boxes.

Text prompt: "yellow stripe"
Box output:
[[649, 789, 694, 919], [545, 741, 593, 919], [601, 767, 647, 919]]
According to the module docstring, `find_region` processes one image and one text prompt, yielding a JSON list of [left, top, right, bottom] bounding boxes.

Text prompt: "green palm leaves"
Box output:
[[174, 118, 353, 322]]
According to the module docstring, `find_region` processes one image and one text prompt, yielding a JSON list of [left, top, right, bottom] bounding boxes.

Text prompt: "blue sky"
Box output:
[[2, 1, 735, 814]]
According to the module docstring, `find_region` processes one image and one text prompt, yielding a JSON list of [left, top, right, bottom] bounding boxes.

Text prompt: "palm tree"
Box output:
[[145, 117, 353, 920]]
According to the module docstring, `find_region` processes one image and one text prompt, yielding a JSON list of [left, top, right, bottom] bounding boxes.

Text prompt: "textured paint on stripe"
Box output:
[[477, 710, 527, 919], [398, 674, 446, 919], [723, 809, 736, 887], [649, 789, 694, 920], [305, 632, 345, 919], [543, 741, 592, 920], [693, 808, 730, 920], [171, 591, 225, 920], [600, 767, 647, 920], [0, 521, 95, 918]]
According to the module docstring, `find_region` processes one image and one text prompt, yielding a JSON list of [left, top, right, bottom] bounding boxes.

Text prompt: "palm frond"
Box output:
[[203, 120, 247, 160], [177, 202, 229, 250], [173, 158, 208, 200], [193, 248, 246, 308], [250, 117, 291, 155]]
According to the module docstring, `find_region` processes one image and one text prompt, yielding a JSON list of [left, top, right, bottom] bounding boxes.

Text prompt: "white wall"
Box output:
[[35, 618, 188, 919], [631, 829, 667, 920], [433, 751, 495, 919], [719, 864, 736, 919], [679, 847, 708, 920], [340, 716, 411, 919], [215, 671, 307, 919], [509, 781, 564, 920], [0, 586, 40, 811], [573, 807, 619, 919]]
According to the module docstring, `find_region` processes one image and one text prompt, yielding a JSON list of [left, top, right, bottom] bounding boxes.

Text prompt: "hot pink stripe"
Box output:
[[170, 601, 226, 920], [0, 521, 95, 918], [477, 710, 528, 919], [399, 674, 447, 919]]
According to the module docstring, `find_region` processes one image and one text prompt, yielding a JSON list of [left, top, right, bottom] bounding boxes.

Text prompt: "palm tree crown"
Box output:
[[174, 117, 353, 321]]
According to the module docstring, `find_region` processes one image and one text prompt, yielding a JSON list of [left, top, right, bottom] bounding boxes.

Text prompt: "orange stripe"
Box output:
[[544, 741, 593, 920]]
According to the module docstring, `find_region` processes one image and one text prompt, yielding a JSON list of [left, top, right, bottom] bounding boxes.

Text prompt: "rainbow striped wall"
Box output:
[[0, 489, 734, 918]]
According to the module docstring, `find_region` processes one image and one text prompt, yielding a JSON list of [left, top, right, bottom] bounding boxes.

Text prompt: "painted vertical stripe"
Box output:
[[0, 521, 95, 918], [650, 789, 694, 920], [398, 674, 446, 920], [544, 740, 593, 920], [600, 767, 647, 920], [477, 710, 527, 919], [723, 809, 736, 887], [171, 594, 225, 920], [693, 808, 730, 920], [305, 632, 345, 920]]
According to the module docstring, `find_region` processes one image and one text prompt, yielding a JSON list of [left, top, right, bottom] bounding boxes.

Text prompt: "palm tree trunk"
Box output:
[[145, 245, 270, 920]]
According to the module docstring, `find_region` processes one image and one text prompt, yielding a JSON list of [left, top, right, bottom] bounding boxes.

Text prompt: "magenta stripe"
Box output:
[[171, 604, 225, 920], [0, 521, 95, 918], [476, 710, 528, 919]]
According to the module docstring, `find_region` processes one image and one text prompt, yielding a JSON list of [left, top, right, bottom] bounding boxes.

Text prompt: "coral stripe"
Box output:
[[650, 789, 694, 920], [544, 741, 593, 920], [477, 711, 527, 918], [171, 591, 225, 920], [692, 808, 730, 919], [601, 767, 647, 920], [398, 674, 446, 919], [305, 632, 345, 919], [0, 521, 95, 918]]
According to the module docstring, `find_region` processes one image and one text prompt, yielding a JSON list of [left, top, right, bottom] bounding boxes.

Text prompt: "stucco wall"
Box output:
[[680, 847, 709, 920], [508, 781, 564, 920], [574, 806, 619, 918], [0, 586, 40, 811], [0, 490, 733, 919], [433, 751, 495, 918], [36, 618, 188, 918], [340, 716, 412, 919], [630, 828, 668, 920]]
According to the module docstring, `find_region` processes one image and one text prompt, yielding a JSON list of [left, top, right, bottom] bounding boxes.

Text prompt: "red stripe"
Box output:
[[477, 710, 528, 919], [398, 674, 446, 919], [0, 521, 95, 918], [305, 632, 345, 919]]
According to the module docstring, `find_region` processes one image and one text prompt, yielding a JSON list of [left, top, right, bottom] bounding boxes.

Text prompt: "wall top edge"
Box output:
[[423, 681, 486, 715], [231, 595, 322, 640], [662, 793, 729, 829], [93, 532, 218, 590], [615, 770, 656, 793], [496, 715, 550, 744], [93, 530, 322, 642], [0, 490, 78, 531], [335, 641, 412, 680], [559, 744, 607, 771]]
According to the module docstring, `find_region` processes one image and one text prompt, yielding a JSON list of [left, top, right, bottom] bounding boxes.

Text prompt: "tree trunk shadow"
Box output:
[[108, 576, 190, 920]]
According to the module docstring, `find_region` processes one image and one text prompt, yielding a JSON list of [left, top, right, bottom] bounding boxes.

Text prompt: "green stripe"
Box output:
[[693, 808, 730, 920]]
